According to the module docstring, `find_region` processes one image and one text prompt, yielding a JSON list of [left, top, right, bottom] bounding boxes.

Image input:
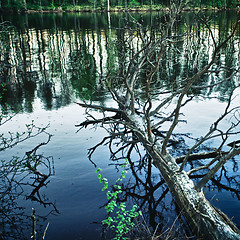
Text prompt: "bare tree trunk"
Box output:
[[129, 116, 240, 239]]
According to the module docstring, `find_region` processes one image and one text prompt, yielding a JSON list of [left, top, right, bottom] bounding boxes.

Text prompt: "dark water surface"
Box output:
[[0, 11, 240, 239]]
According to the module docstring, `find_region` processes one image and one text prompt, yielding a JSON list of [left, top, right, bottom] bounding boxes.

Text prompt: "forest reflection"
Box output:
[[0, 11, 239, 112]]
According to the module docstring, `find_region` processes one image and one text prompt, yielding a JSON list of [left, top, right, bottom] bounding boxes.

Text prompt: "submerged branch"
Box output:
[[175, 150, 227, 164]]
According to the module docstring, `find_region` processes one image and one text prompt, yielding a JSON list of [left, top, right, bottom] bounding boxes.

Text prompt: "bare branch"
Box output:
[[75, 102, 122, 114], [196, 147, 240, 191], [180, 92, 239, 171], [175, 150, 227, 164], [161, 9, 240, 155]]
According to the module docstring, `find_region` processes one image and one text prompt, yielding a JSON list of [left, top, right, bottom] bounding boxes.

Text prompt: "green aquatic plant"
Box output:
[[96, 159, 141, 240]]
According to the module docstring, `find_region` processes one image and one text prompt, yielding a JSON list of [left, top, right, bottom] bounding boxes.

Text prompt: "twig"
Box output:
[[42, 222, 50, 240], [31, 208, 36, 240]]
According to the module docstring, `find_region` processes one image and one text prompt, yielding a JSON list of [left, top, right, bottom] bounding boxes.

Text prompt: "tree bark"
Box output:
[[126, 113, 240, 240]]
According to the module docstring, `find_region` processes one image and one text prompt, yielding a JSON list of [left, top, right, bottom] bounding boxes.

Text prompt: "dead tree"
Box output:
[[76, 2, 240, 239]]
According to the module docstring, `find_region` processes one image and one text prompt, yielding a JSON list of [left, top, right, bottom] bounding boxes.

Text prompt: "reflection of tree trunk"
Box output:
[[96, 26, 103, 78], [22, 0, 27, 10], [107, 0, 110, 12], [56, 27, 70, 101], [107, 11, 111, 29], [25, 14, 32, 73], [36, 29, 43, 78], [91, 29, 95, 56], [2, 49, 11, 86], [93, 0, 96, 11], [39, 0, 42, 10], [19, 33, 27, 81], [40, 28, 48, 84], [74, 15, 80, 49]]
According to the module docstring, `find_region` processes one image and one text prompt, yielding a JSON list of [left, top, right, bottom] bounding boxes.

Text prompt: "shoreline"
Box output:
[[0, 6, 238, 14]]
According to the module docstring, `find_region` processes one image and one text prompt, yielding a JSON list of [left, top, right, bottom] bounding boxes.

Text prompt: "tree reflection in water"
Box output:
[[0, 21, 58, 239], [0, 131, 58, 240], [86, 130, 240, 238]]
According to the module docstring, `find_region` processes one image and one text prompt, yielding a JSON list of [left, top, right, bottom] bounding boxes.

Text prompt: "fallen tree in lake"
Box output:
[[76, 2, 240, 239]]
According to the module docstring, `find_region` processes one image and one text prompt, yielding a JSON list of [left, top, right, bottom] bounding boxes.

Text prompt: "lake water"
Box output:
[[0, 10, 240, 239]]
